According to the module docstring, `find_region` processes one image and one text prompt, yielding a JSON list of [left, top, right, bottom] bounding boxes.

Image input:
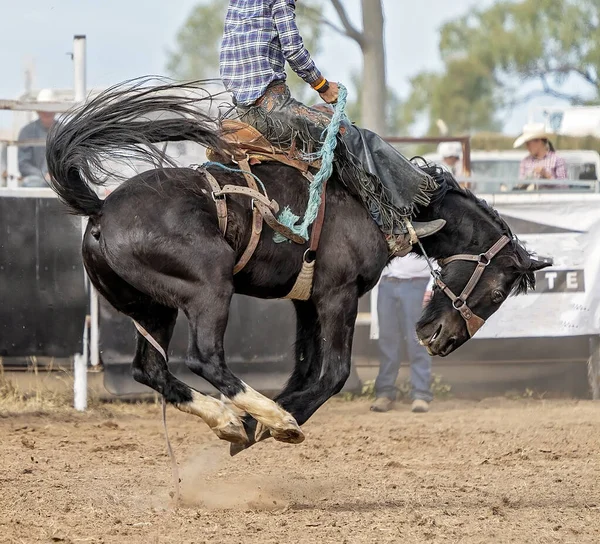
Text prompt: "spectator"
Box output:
[[437, 141, 463, 177], [513, 123, 567, 189], [18, 89, 57, 187], [371, 255, 433, 414]]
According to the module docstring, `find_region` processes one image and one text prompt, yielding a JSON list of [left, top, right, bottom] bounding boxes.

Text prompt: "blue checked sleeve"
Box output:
[[272, 0, 322, 85]]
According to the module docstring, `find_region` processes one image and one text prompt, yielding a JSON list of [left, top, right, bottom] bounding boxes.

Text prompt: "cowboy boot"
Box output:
[[387, 218, 446, 257]]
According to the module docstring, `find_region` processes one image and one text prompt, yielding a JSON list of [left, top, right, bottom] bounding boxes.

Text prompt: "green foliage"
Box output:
[[404, 58, 503, 134], [167, 0, 228, 81], [407, 0, 600, 134]]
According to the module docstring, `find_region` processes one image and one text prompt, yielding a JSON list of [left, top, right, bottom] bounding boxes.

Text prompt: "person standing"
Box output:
[[371, 255, 433, 413], [514, 123, 567, 189], [437, 141, 463, 177], [18, 89, 57, 187]]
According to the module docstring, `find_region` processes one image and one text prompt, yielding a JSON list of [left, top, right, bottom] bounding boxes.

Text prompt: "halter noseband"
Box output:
[[434, 235, 511, 337]]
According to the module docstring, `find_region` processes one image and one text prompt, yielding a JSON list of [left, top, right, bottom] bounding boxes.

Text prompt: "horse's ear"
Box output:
[[530, 258, 552, 272]]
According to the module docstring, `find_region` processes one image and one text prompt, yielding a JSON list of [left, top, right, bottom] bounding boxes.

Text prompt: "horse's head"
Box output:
[[413, 170, 550, 357]]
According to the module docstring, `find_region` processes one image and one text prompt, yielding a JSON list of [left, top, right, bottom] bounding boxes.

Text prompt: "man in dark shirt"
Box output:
[[18, 89, 56, 187]]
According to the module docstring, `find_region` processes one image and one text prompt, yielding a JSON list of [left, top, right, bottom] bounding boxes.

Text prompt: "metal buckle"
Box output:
[[303, 248, 316, 263], [477, 253, 491, 266], [212, 191, 225, 202], [452, 299, 465, 310]]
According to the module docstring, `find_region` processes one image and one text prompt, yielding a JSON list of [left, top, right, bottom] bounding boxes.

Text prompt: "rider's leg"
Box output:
[[237, 84, 445, 253]]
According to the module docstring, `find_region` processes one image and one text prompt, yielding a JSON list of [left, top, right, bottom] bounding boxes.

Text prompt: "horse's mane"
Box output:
[[414, 160, 536, 295]]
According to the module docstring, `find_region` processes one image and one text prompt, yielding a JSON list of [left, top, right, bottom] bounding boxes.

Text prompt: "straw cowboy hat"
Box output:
[[513, 123, 555, 148]]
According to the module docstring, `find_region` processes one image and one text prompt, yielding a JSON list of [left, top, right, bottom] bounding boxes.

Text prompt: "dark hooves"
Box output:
[[229, 418, 274, 457]]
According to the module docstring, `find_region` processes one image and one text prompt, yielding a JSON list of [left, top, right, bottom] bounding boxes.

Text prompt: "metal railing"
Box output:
[[459, 177, 598, 194]]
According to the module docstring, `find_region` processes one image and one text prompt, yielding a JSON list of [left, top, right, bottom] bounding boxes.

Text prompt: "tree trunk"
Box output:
[[360, 0, 387, 133]]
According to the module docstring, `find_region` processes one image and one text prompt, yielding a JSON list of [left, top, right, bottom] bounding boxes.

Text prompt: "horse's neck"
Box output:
[[416, 191, 494, 261]]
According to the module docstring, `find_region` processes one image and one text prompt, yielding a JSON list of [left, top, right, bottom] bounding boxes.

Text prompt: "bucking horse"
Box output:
[[45, 80, 549, 455]]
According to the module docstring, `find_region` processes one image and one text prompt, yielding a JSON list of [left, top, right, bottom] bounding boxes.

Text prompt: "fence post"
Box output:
[[0, 143, 7, 188], [72, 34, 90, 411]]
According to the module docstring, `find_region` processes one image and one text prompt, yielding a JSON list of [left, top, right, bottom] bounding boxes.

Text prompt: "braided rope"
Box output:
[[275, 84, 348, 241]]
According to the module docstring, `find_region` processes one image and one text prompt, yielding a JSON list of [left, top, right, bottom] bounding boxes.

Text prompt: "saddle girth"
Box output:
[[202, 158, 307, 275], [201, 158, 327, 300]]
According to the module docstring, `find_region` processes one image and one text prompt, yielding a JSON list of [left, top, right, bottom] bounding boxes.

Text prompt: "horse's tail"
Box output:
[[46, 77, 230, 216]]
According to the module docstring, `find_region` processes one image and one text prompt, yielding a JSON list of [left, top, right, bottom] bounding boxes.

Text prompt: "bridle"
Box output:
[[424, 235, 511, 337]]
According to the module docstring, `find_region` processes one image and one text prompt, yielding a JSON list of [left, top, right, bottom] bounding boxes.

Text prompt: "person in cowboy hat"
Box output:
[[18, 88, 57, 188], [513, 123, 567, 186]]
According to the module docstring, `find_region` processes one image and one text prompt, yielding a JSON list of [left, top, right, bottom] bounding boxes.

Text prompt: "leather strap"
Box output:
[[237, 157, 306, 244], [307, 181, 327, 255], [200, 158, 311, 275], [435, 235, 510, 337], [231, 158, 264, 275], [204, 168, 227, 234], [214, 184, 279, 212], [132, 320, 167, 362], [439, 236, 511, 266], [234, 205, 263, 274], [255, 201, 306, 244]]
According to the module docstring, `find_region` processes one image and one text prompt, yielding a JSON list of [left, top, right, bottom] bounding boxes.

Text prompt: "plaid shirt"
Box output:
[[220, 0, 322, 106], [519, 151, 568, 181]]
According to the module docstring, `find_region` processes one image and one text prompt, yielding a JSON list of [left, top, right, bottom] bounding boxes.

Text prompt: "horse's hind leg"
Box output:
[[83, 238, 247, 444], [130, 306, 247, 444], [183, 282, 304, 445]]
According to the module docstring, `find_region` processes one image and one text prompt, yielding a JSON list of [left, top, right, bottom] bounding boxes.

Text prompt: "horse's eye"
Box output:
[[491, 289, 505, 304]]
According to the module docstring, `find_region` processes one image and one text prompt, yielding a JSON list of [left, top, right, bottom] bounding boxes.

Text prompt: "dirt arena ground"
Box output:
[[1, 397, 599, 544]]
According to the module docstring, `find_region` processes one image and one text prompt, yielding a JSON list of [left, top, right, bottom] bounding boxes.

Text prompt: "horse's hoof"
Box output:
[[271, 418, 305, 444], [213, 420, 249, 445]]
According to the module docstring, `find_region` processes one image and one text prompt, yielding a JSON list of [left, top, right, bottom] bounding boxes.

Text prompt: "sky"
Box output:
[[0, 0, 570, 134]]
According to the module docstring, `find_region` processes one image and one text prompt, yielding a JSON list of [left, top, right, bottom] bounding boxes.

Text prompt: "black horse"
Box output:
[[46, 81, 548, 453]]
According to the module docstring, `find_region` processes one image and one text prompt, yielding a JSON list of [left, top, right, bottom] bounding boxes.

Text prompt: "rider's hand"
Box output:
[[423, 290, 433, 308], [320, 82, 339, 104]]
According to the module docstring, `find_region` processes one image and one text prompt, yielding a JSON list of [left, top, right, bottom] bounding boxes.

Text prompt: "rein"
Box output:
[[419, 235, 511, 337]]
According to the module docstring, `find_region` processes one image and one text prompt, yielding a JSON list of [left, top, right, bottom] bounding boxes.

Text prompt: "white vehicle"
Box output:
[[545, 106, 600, 138], [423, 149, 600, 193]]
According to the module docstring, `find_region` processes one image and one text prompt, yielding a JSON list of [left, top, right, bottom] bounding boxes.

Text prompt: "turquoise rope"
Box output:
[[274, 84, 348, 242], [202, 84, 348, 243]]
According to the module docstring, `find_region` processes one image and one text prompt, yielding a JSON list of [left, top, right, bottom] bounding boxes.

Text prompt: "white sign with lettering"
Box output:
[[369, 195, 600, 340], [470, 199, 600, 338]]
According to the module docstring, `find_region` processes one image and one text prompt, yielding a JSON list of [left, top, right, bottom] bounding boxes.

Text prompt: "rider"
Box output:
[[220, 0, 445, 254]]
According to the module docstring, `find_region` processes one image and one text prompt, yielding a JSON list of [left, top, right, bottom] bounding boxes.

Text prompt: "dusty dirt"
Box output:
[[1, 397, 599, 544]]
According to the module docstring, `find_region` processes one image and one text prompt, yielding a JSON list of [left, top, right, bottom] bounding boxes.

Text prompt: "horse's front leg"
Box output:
[[230, 291, 357, 455], [246, 300, 324, 445], [277, 289, 358, 425]]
